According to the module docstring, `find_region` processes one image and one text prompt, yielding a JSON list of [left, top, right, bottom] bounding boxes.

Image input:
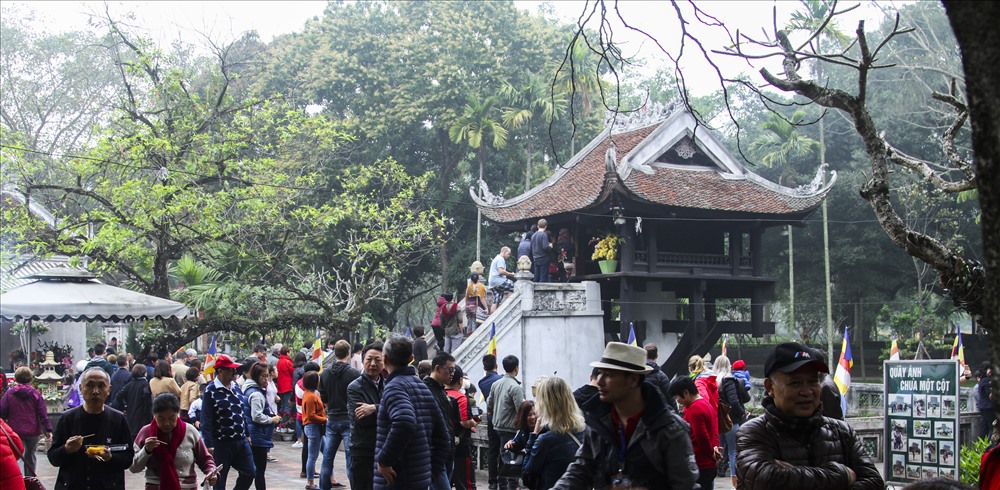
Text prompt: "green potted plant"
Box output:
[[590, 233, 622, 274]]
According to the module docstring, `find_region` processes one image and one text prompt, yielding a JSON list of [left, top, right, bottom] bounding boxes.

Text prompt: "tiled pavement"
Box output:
[[30, 437, 740, 489]]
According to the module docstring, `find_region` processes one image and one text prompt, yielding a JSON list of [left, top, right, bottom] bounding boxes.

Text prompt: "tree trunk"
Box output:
[[943, 0, 1000, 396]]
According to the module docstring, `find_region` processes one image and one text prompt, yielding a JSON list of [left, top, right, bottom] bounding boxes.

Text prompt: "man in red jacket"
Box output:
[[670, 375, 721, 489]]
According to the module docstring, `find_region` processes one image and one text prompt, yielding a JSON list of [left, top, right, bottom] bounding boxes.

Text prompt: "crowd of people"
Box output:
[[1, 330, 997, 489]]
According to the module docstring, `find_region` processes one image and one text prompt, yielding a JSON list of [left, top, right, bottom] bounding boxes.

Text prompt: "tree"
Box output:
[[500, 73, 567, 192], [449, 94, 509, 262], [570, 0, 998, 389]]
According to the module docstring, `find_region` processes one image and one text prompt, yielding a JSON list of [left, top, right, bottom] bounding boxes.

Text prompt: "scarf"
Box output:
[[150, 417, 187, 490]]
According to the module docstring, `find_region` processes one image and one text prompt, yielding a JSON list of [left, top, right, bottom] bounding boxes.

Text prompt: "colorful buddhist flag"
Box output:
[[890, 334, 900, 361], [488, 322, 497, 357], [627, 323, 637, 347], [203, 334, 217, 379], [721, 334, 728, 358], [833, 327, 853, 416], [950, 331, 965, 367], [312, 328, 324, 370]]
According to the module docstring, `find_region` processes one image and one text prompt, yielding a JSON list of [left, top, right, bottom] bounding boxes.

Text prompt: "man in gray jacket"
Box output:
[[553, 342, 697, 490], [485, 355, 524, 490]]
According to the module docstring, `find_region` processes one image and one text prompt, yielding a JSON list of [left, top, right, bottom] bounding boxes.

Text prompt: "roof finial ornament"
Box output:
[[794, 163, 835, 196], [604, 100, 679, 135], [605, 141, 618, 173], [477, 180, 505, 205]]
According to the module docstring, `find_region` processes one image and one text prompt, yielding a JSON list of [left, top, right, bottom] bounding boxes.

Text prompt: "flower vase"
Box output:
[[598, 259, 618, 274]]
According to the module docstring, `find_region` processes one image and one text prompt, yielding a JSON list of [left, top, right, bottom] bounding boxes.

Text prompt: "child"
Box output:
[[187, 384, 205, 430], [732, 359, 752, 391]]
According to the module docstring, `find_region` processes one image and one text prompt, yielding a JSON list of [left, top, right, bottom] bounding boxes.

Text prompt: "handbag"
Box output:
[[499, 448, 525, 478], [475, 304, 489, 324], [718, 399, 734, 433]]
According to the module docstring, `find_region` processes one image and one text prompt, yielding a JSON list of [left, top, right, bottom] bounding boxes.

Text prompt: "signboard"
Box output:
[[884, 360, 961, 484]]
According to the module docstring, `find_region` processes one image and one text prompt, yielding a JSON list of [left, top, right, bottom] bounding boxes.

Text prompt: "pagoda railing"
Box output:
[[633, 251, 753, 274]]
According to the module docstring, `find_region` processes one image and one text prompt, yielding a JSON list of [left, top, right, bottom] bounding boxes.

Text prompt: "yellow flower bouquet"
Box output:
[[590, 233, 622, 261]]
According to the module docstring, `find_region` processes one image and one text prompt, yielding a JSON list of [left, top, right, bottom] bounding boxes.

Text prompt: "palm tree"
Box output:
[[449, 94, 509, 261], [786, 0, 850, 363], [749, 110, 821, 171], [750, 110, 820, 343], [500, 74, 567, 192], [553, 40, 606, 155]]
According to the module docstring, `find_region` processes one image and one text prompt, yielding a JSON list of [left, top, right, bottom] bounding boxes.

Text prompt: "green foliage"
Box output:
[[959, 436, 992, 486], [876, 303, 953, 359]]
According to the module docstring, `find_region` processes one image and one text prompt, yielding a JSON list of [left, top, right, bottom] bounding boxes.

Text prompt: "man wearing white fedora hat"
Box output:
[[553, 342, 698, 489]]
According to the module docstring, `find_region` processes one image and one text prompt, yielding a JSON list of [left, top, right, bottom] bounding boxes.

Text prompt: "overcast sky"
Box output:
[[7, 1, 895, 93]]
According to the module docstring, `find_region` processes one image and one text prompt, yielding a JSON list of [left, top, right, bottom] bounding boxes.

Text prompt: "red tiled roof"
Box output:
[[477, 126, 655, 223], [624, 166, 826, 214], [474, 116, 830, 223]]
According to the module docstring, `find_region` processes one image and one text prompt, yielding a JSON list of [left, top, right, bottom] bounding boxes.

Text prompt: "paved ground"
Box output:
[[30, 437, 741, 489]]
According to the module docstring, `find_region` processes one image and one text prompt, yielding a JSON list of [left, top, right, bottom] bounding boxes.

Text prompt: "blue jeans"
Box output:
[[723, 423, 739, 475], [431, 460, 453, 490], [296, 417, 303, 440], [213, 438, 256, 490], [305, 423, 324, 481], [321, 418, 352, 489]]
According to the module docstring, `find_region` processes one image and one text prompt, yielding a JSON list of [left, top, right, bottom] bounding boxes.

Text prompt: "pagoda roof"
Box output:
[[472, 103, 835, 224]]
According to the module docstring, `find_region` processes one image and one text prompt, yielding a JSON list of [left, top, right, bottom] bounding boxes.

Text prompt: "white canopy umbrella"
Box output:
[[0, 267, 189, 322]]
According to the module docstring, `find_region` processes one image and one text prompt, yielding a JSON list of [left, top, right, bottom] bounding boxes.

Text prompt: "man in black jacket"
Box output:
[[736, 342, 883, 490], [320, 340, 361, 490], [48, 368, 135, 490], [643, 343, 677, 411], [425, 352, 457, 490], [346, 341, 384, 490]]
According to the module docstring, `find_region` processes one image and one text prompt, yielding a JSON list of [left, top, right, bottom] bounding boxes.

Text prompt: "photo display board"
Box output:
[[884, 360, 961, 484]]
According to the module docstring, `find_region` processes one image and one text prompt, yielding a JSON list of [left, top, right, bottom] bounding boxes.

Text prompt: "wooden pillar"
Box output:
[[621, 219, 635, 273], [750, 228, 762, 277], [648, 229, 658, 273], [692, 280, 707, 348], [620, 277, 633, 342]]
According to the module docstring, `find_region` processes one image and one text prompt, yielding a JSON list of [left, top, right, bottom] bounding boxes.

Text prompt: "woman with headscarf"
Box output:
[[130, 393, 217, 489]]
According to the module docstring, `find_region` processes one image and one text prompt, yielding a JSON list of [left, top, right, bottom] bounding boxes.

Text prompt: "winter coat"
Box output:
[[277, 354, 294, 394], [644, 360, 676, 410], [374, 365, 450, 490], [486, 374, 524, 433], [978, 376, 994, 412], [523, 428, 583, 490], [112, 375, 153, 442], [0, 383, 52, 437], [109, 367, 133, 403], [0, 418, 25, 490], [320, 361, 360, 420], [719, 376, 748, 425], [733, 369, 752, 391], [736, 397, 883, 490], [242, 380, 275, 448], [347, 373, 383, 457], [552, 383, 698, 489], [693, 372, 719, 414]]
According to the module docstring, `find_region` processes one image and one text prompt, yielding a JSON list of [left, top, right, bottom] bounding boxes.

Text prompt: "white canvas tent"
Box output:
[[0, 267, 188, 357]]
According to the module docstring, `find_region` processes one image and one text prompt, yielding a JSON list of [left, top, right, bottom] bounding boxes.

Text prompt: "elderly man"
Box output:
[[736, 342, 883, 490], [553, 342, 697, 489], [374, 336, 449, 489], [48, 367, 135, 490], [347, 341, 385, 490], [201, 354, 256, 490]]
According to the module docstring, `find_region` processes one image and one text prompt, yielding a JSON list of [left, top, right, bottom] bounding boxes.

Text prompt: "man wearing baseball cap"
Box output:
[[553, 342, 697, 489], [736, 342, 882, 490], [201, 354, 256, 490]]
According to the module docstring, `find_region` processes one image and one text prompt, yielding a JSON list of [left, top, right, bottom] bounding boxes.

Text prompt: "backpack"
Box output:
[[718, 398, 734, 434]]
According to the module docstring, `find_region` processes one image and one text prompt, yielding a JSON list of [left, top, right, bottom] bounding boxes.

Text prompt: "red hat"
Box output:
[[732, 360, 746, 371], [213, 354, 241, 370]]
